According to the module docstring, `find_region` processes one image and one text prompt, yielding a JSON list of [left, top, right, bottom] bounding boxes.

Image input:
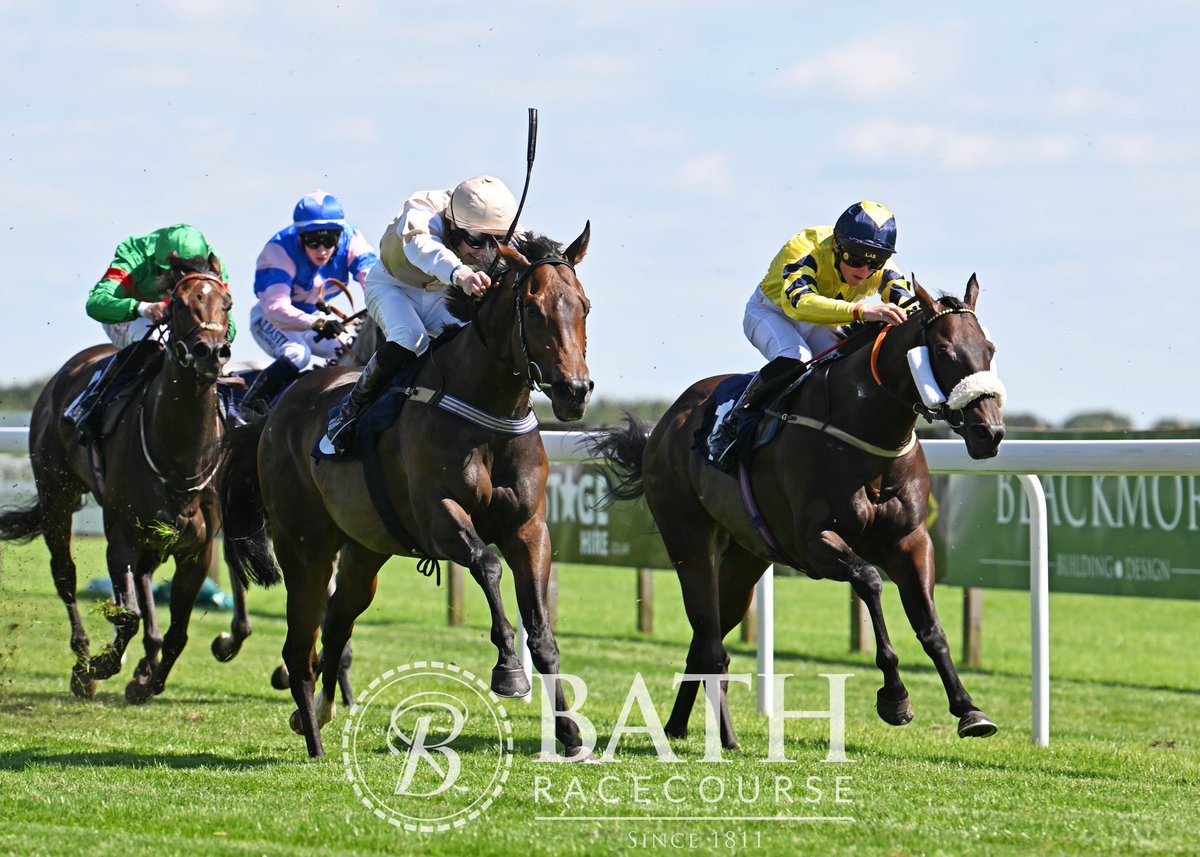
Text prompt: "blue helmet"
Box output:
[[834, 201, 897, 262], [293, 191, 346, 234]]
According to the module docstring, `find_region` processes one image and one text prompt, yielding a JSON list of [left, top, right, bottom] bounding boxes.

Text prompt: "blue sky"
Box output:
[[3, 1, 1197, 427]]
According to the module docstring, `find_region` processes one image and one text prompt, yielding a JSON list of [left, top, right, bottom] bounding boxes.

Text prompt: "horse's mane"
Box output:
[[445, 232, 564, 324]]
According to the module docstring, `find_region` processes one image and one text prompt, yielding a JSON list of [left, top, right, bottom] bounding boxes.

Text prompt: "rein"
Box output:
[[512, 257, 575, 392], [139, 406, 220, 495]]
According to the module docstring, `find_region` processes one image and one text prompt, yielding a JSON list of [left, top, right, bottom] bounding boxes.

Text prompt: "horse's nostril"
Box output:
[[194, 342, 212, 359]]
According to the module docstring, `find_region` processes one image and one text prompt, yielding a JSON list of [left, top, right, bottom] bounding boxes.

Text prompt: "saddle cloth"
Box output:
[[310, 353, 429, 462]]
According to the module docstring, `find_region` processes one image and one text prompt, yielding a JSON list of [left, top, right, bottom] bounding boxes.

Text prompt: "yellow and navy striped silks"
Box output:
[[758, 226, 915, 325]]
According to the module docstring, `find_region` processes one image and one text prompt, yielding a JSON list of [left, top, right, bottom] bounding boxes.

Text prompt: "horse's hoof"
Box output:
[[562, 746, 596, 763], [270, 665, 290, 691], [289, 709, 306, 736], [876, 689, 915, 726], [211, 633, 239, 663], [664, 723, 688, 741], [125, 679, 151, 706], [70, 671, 97, 699], [491, 667, 531, 698], [957, 710, 998, 738]]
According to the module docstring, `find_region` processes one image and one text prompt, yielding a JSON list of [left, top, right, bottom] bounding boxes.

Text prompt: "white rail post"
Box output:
[[1018, 474, 1050, 747], [756, 565, 775, 715]]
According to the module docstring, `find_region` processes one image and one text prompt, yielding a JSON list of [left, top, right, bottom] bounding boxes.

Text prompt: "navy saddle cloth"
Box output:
[[311, 352, 430, 462]]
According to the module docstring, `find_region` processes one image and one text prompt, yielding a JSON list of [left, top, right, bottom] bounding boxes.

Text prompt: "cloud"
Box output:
[[661, 151, 736, 198], [770, 22, 969, 102]]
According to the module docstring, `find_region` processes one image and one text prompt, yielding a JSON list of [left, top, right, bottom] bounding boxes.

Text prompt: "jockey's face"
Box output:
[[301, 230, 340, 267], [447, 221, 499, 269], [838, 259, 873, 288]]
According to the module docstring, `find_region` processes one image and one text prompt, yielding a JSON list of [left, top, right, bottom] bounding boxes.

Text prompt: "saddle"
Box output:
[[71, 341, 165, 445]]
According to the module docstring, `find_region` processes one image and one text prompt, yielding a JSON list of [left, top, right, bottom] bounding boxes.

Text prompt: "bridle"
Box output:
[[511, 256, 576, 393], [869, 305, 1001, 430], [163, 272, 232, 372]]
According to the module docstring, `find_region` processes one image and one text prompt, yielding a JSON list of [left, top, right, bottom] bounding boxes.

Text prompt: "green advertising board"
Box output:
[[942, 473, 1200, 599]]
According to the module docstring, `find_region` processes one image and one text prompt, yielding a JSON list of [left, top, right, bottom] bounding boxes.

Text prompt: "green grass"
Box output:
[[0, 538, 1197, 856]]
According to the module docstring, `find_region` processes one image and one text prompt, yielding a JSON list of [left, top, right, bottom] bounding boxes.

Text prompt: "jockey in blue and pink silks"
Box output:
[[242, 191, 379, 408]]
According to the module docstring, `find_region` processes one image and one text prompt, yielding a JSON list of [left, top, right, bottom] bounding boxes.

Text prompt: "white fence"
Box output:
[[5, 426, 1199, 747]]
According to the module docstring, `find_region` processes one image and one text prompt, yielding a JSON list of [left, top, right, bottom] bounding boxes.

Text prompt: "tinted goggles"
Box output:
[[838, 244, 889, 271], [301, 230, 342, 249]]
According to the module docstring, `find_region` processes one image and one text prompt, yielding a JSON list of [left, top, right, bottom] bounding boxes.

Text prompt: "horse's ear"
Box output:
[[912, 274, 938, 312], [497, 242, 531, 270], [964, 272, 980, 309], [565, 221, 591, 266], [208, 252, 223, 278]]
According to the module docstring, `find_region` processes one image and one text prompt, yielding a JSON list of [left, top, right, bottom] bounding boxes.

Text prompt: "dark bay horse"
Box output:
[[0, 256, 233, 701], [590, 275, 1006, 746], [222, 228, 594, 757]]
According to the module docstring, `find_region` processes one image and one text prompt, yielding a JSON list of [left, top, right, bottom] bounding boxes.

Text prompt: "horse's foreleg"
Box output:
[[809, 528, 912, 726], [126, 545, 209, 704], [131, 561, 162, 683], [501, 519, 586, 759], [887, 529, 996, 738], [90, 529, 142, 681], [436, 504, 525, 698], [279, 543, 334, 758], [317, 541, 384, 726], [212, 568, 251, 662]]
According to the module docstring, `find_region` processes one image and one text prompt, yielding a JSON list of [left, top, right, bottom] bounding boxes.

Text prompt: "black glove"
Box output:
[[312, 317, 346, 340]]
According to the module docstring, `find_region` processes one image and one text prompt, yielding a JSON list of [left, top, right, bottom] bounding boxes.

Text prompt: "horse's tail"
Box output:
[[0, 499, 44, 543], [218, 417, 282, 588], [584, 414, 651, 502]]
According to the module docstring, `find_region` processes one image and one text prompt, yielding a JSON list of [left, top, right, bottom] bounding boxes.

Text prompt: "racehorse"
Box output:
[[589, 275, 1006, 746], [221, 227, 594, 757], [0, 255, 233, 702]]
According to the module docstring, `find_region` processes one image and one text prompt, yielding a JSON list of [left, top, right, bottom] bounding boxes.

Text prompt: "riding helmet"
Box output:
[[293, 191, 346, 233], [153, 224, 213, 269], [446, 176, 518, 235], [834, 201, 897, 263]]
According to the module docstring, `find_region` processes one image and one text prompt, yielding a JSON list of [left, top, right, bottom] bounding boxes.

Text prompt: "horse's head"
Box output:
[[161, 253, 233, 385], [912, 274, 1006, 459], [495, 224, 594, 421]]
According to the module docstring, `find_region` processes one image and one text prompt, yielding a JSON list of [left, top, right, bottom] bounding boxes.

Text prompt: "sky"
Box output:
[[2, 0, 1198, 428]]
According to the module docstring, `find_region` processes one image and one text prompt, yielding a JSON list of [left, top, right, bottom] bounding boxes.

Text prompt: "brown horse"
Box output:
[[221, 228, 594, 757], [0, 255, 233, 702], [589, 275, 1006, 747]]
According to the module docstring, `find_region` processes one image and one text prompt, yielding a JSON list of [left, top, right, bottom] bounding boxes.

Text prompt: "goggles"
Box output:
[[838, 244, 889, 271], [301, 230, 341, 249]]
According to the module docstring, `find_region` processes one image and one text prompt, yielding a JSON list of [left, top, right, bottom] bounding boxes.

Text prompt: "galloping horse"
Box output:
[[222, 228, 594, 757], [0, 255, 232, 702], [590, 275, 1005, 746]]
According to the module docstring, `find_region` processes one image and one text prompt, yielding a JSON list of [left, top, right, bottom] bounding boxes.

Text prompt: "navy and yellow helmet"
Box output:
[[834, 201, 897, 264]]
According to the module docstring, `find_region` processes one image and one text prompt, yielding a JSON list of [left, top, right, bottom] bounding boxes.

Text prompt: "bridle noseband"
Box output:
[[870, 305, 1001, 429]]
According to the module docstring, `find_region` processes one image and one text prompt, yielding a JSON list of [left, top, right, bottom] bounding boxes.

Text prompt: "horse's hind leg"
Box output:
[[887, 530, 996, 738], [40, 491, 94, 698], [808, 528, 912, 726], [317, 541, 385, 727], [212, 570, 251, 662]]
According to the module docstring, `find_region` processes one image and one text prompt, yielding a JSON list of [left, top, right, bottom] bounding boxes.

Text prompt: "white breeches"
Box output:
[[249, 304, 343, 370], [102, 318, 158, 349], [742, 288, 840, 363], [363, 263, 458, 356]]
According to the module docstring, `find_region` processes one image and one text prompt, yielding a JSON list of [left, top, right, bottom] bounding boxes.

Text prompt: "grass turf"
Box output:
[[0, 537, 1197, 856]]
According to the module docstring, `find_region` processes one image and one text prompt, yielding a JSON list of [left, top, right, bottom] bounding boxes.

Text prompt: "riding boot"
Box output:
[[325, 342, 418, 455], [709, 356, 806, 466], [63, 366, 107, 432], [238, 358, 302, 418]]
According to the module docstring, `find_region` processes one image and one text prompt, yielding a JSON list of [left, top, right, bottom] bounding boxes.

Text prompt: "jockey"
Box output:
[[244, 191, 379, 408], [324, 175, 518, 454], [65, 224, 233, 432], [710, 201, 917, 465]]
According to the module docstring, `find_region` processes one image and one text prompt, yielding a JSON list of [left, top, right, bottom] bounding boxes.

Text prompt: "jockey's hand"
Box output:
[[311, 317, 346, 340], [864, 304, 907, 326], [453, 266, 493, 297], [138, 301, 169, 323]]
